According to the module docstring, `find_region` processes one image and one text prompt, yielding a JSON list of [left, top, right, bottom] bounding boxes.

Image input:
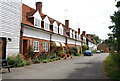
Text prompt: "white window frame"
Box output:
[[59, 28, 63, 35], [53, 26, 58, 33], [73, 32, 75, 39], [33, 41, 39, 52], [34, 18, 41, 27], [70, 30, 72, 38], [43, 42, 48, 52], [44, 22, 49, 31]]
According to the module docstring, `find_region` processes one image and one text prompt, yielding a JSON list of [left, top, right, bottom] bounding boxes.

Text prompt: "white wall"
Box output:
[[67, 39, 75, 44], [51, 34, 65, 43], [76, 41, 81, 46], [0, 0, 22, 57], [23, 27, 50, 41]]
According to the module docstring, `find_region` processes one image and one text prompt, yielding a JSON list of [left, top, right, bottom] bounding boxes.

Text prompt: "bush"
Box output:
[[42, 59, 51, 63], [74, 53, 81, 56], [32, 58, 40, 64], [105, 52, 120, 81], [28, 46, 35, 59], [7, 54, 28, 67]]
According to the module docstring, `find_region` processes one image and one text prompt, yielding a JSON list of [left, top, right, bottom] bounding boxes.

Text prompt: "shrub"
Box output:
[[105, 52, 120, 81], [74, 53, 81, 56], [42, 59, 51, 63], [32, 58, 40, 64], [28, 46, 35, 59], [7, 54, 28, 67]]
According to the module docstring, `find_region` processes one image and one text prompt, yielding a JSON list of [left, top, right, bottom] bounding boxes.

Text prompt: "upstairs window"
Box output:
[[33, 41, 39, 52], [59, 28, 63, 35], [76, 34, 78, 40], [59, 24, 63, 35], [43, 42, 48, 52], [34, 18, 41, 27], [73, 32, 75, 39], [44, 22, 49, 31], [70, 32, 72, 38], [53, 26, 58, 33]]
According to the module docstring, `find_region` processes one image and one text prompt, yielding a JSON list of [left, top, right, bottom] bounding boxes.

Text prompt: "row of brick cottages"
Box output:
[[20, 2, 97, 58]]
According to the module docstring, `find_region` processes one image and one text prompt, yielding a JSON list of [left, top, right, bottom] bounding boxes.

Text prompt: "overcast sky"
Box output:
[[22, 0, 117, 40]]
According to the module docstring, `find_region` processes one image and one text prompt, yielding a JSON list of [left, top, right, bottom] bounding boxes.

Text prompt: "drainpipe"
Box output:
[[50, 33, 53, 56], [20, 24, 23, 54]]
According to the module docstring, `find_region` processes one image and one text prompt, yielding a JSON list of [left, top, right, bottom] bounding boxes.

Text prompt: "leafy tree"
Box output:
[[93, 34, 101, 44], [109, 11, 120, 53]]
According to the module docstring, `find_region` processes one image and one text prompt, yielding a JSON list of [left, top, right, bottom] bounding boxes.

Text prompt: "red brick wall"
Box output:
[[23, 36, 50, 54]]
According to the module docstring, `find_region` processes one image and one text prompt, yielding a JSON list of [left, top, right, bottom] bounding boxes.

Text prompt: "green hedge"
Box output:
[[104, 52, 120, 81]]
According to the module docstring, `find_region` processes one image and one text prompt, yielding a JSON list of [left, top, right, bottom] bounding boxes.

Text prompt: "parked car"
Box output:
[[96, 50, 101, 54], [84, 50, 93, 56]]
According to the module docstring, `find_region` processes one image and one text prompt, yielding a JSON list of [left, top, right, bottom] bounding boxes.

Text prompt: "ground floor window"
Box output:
[[43, 42, 48, 52], [33, 41, 39, 52]]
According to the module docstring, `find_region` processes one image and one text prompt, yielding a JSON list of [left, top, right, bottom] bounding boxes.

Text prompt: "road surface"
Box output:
[[2, 53, 109, 79]]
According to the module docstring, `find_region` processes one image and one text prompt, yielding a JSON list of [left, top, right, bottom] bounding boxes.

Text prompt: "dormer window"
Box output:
[[43, 16, 50, 31], [53, 21, 58, 33], [73, 31, 75, 39], [33, 11, 42, 28], [44, 22, 49, 31], [53, 26, 58, 33], [76, 33, 78, 40], [34, 18, 41, 27], [70, 30, 72, 38], [59, 24, 63, 35]]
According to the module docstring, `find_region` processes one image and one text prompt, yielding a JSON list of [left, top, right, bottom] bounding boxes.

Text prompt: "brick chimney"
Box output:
[[36, 2, 42, 13], [65, 20, 69, 29], [82, 31, 86, 36], [90, 35, 94, 40], [78, 28, 80, 34]]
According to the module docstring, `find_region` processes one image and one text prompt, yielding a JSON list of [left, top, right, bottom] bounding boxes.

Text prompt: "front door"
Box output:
[[23, 40, 28, 59], [0, 37, 6, 59]]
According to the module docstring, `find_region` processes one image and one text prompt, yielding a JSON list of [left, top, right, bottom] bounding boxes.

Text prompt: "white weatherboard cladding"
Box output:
[[76, 41, 81, 46], [0, 0, 22, 57], [51, 34, 65, 43], [67, 39, 75, 44], [23, 27, 50, 40], [33, 11, 42, 20]]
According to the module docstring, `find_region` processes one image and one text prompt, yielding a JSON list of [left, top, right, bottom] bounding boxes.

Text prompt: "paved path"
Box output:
[[2, 53, 109, 79]]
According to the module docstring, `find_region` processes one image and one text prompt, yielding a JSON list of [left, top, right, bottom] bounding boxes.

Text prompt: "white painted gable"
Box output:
[[53, 21, 58, 26], [59, 24, 63, 28], [33, 11, 42, 20], [43, 16, 50, 24]]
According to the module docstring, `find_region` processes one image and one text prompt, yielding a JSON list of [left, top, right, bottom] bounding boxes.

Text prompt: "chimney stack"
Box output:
[[78, 28, 80, 34], [82, 31, 86, 36], [90, 35, 94, 40], [65, 20, 69, 29], [36, 2, 42, 13]]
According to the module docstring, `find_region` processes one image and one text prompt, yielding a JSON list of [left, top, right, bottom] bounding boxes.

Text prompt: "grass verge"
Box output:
[[104, 52, 120, 81]]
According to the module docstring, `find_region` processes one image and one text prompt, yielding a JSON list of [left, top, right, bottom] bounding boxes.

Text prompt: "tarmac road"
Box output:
[[2, 53, 109, 79]]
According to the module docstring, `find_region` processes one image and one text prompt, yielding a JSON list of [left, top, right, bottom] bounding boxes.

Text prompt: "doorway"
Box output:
[[0, 37, 6, 59], [23, 40, 28, 59]]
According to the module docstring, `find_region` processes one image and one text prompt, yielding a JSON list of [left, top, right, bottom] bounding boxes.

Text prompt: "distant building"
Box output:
[[97, 43, 109, 53]]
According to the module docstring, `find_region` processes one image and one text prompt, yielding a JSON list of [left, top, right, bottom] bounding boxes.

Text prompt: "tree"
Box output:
[[108, 1, 120, 53], [93, 34, 101, 44], [109, 11, 120, 53]]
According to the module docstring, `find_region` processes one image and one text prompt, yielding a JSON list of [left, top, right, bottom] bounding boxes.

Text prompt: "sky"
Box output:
[[22, 0, 117, 40]]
